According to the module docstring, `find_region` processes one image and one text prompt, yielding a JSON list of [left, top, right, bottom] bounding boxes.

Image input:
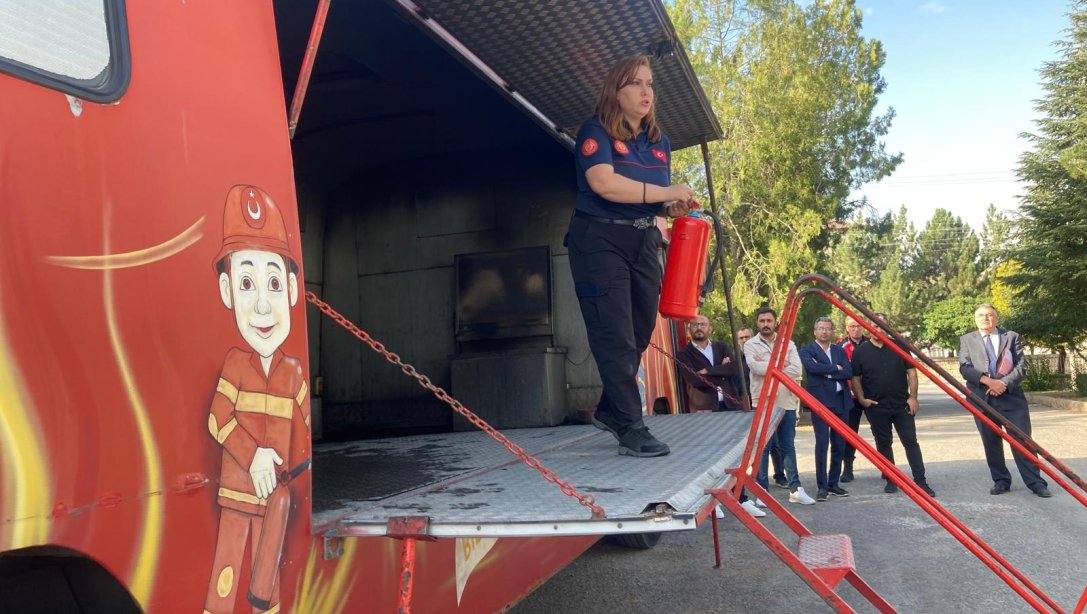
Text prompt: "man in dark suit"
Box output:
[[677, 315, 766, 519], [800, 317, 854, 501], [677, 315, 741, 412], [959, 303, 1051, 498]]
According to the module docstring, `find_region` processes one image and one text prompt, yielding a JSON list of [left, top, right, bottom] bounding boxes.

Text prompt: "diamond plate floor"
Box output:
[[312, 409, 781, 538]]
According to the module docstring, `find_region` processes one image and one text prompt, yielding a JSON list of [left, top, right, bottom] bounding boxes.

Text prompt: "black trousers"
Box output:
[[974, 404, 1046, 490], [842, 399, 866, 464], [567, 214, 662, 432], [866, 404, 927, 482]]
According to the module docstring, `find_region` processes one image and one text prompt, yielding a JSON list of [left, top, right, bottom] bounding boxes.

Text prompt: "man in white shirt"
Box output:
[[745, 306, 815, 505]]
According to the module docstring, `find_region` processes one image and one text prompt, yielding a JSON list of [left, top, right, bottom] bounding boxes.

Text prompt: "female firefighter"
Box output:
[[568, 55, 696, 457]]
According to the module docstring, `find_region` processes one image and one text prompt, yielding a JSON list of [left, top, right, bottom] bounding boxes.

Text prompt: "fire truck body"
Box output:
[[0, 1, 725, 611]]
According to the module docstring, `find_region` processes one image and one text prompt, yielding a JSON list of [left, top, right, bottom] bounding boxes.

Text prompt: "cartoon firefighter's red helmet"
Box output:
[[213, 185, 297, 271]]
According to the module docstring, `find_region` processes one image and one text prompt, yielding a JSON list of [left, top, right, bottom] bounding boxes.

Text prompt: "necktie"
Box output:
[[983, 334, 998, 377]]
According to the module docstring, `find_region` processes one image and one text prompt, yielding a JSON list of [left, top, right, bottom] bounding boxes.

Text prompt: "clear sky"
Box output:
[[850, 1, 1072, 230]]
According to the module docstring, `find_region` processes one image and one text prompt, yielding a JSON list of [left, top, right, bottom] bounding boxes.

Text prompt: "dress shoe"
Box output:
[[990, 484, 1010, 495], [1033, 486, 1053, 498]]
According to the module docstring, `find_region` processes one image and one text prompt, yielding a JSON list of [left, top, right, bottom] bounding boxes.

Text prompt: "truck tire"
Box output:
[[609, 532, 662, 550]]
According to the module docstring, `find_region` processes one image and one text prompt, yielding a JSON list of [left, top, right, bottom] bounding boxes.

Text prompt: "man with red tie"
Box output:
[[958, 304, 1051, 498]]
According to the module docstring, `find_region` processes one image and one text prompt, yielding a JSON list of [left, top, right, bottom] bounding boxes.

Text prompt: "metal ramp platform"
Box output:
[[312, 409, 781, 538]]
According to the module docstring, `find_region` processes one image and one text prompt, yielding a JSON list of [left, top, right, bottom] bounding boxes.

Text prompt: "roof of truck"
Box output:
[[405, 0, 724, 151]]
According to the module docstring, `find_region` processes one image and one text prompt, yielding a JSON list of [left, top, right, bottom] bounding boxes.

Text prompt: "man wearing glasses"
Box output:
[[800, 317, 854, 501], [677, 316, 767, 518], [676, 315, 742, 412], [959, 304, 1050, 498]]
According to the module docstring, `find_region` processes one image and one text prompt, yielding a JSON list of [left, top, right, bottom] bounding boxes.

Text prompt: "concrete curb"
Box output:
[[1027, 392, 1087, 413]]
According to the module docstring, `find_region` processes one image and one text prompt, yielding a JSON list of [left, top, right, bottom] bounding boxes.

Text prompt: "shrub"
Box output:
[[1021, 358, 1054, 392], [1076, 373, 1087, 397]]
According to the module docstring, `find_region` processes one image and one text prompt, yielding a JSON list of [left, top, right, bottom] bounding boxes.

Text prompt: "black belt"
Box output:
[[574, 210, 656, 230]]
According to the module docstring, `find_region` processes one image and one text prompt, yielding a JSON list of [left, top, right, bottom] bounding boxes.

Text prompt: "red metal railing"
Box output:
[[738, 273, 1085, 613]]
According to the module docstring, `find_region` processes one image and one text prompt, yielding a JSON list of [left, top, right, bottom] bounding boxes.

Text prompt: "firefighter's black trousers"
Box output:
[[567, 213, 662, 432]]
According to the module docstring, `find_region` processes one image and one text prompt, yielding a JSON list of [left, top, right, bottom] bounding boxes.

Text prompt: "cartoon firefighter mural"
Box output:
[[205, 185, 311, 613]]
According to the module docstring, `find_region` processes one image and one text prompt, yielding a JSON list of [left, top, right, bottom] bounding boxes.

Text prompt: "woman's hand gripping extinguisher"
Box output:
[[659, 204, 726, 320]]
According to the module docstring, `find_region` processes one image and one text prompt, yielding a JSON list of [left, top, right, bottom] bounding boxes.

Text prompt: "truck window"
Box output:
[[0, 0, 130, 102]]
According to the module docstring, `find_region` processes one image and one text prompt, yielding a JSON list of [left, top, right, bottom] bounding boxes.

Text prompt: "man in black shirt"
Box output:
[[850, 330, 936, 496]]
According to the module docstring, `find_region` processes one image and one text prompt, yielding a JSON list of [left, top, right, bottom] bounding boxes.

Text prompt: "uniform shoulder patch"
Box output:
[[652, 149, 668, 162], [581, 138, 598, 156], [613, 140, 630, 155]]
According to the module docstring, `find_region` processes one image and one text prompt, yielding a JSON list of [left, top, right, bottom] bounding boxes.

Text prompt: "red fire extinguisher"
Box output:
[[659, 212, 713, 320]]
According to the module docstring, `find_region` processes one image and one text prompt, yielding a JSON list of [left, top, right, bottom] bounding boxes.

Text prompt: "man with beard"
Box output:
[[677, 315, 741, 412], [745, 307, 815, 505], [677, 315, 766, 518], [851, 320, 936, 497]]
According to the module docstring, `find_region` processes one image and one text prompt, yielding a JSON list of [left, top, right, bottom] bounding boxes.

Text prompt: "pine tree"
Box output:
[[1008, 0, 1087, 353], [909, 209, 980, 307]]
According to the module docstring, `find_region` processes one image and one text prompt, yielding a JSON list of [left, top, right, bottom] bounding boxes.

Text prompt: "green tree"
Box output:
[[917, 294, 979, 351], [825, 209, 895, 298], [867, 207, 918, 332], [979, 204, 1013, 276], [909, 209, 981, 307], [1008, 0, 1087, 353], [670, 0, 901, 317]]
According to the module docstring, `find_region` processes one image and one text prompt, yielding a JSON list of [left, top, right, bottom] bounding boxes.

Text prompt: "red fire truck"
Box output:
[[0, 1, 731, 611]]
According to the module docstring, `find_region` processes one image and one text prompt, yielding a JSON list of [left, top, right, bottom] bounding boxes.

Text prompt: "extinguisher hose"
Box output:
[[697, 209, 726, 298], [691, 206, 751, 409]]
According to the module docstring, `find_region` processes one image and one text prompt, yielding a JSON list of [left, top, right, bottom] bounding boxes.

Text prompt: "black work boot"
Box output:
[[840, 459, 854, 483], [617, 426, 671, 457]]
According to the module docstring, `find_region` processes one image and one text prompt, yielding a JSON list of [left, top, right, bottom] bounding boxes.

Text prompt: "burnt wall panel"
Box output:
[[316, 146, 600, 434]]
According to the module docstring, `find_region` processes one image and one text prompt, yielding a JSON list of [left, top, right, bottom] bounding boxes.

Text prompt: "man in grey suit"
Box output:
[[958, 304, 1051, 498]]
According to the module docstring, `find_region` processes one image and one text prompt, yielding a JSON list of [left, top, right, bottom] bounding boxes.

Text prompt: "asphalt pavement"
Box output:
[[512, 389, 1087, 613]]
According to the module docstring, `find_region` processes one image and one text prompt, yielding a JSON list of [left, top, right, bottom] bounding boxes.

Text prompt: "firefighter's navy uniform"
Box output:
[[568, 116, 672, 437]]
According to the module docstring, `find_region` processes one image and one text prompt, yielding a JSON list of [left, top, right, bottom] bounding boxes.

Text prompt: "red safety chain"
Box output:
[[649, 340, 745, 408], [306, 291, 605, 518]]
